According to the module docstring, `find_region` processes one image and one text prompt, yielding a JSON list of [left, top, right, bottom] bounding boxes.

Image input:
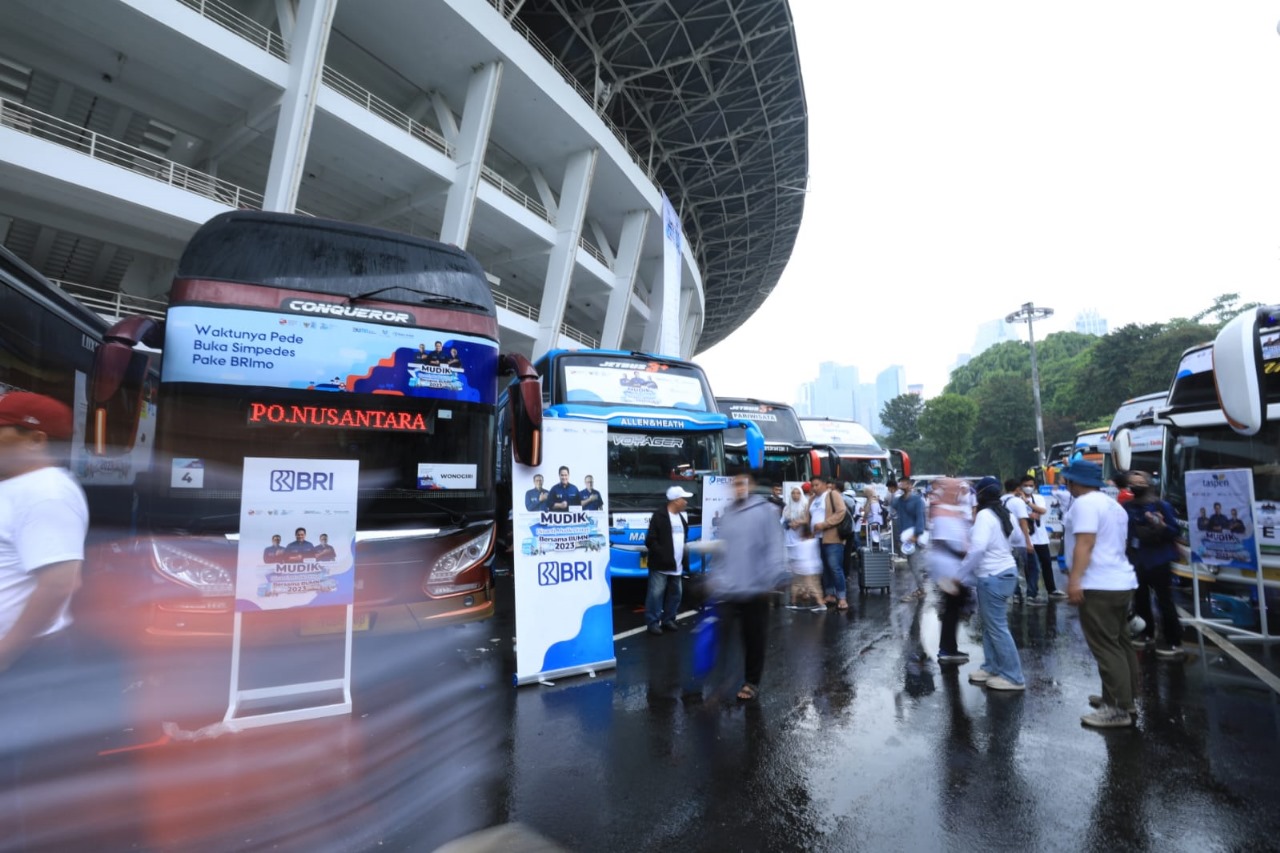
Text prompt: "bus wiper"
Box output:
[[346, 287, 487, 313], [414, 495, 467, 526]]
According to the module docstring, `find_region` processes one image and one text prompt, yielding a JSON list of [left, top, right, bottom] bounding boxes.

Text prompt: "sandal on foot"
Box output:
[[837, 599, 849, 611], [736, 683, 759, 701]]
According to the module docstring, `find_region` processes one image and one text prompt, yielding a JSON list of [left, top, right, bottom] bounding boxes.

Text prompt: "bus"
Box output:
[[0, 245, 156, 527], [1104, 391, 1166, 484], [498, 350, 762, 579], [717, 398, 838, 488], [83, 211, 538, 642], [798, 417, 909, 498], [1112, 307, 1280, 595]]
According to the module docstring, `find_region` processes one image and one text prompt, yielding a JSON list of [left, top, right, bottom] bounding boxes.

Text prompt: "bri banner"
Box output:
[[512, 420, 615, 685]]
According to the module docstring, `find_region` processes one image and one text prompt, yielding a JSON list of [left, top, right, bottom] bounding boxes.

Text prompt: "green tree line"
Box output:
[[878, 294, 1261, 479]]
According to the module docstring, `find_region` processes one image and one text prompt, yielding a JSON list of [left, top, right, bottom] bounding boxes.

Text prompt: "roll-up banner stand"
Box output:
[[513, 420, 615, 685], [226, 457, 361, 729], [1184, 468, 1272, 642]]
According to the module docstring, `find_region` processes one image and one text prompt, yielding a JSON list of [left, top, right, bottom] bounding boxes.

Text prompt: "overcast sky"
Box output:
[[697, 1, 1280, 405]]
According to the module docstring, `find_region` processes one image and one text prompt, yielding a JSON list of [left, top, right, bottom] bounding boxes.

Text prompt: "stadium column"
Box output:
[[599, 209, 651, 350], [439, 61, 504, 248], [642, 195, 685, 357], [533, 147, 599, 358], [678, 289, 700, 359], [262, 0, 337, 213]]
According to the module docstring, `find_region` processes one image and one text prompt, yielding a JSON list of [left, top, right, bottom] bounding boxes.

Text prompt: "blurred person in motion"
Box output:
[[783, 486, 823, 610], [1061, 459, 1139, 728], [0, 392, 89, 837], [809, 475, 849, 611], [1020, 474, 1065, 600], [960, 477, 1026, 692], [643, 486, 693, 635], [896, 477, 928, 601], [931, 478, 973, 664], [862, 486, 885, 549], [1122, 470, 1184, 659], [708, 469, 787, 701]]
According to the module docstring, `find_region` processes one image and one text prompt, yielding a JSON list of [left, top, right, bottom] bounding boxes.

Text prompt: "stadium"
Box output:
[[0, 0, 807, 357]]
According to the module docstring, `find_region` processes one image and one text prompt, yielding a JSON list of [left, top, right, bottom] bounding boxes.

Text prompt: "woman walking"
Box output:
[[784, 486, 824, 610], [930, 478, 973, 663], [959, 476, 1026, 691]]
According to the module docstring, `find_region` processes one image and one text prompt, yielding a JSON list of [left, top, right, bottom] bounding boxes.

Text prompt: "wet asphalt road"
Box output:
[[15, 560, 1280, 852]]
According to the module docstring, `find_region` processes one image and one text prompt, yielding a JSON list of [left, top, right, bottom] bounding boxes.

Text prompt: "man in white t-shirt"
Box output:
[[1020, 474, 1065, 600], [1061, 459, 1138, 729], [1001, 479, 1035, 604], [0, 392, 87, 672]]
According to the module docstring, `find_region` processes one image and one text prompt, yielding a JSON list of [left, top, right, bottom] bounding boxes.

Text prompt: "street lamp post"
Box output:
[[1005, 302, 1054, 475]]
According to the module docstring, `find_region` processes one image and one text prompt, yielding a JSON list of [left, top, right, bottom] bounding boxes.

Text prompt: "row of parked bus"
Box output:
[[3, 210, 918, 651]]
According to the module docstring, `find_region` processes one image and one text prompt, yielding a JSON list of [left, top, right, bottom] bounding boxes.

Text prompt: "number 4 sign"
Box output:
[[171, 458, 205, 489]]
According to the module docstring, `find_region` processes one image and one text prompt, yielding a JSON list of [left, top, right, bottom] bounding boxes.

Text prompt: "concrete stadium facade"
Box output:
[[0, 0, 806, 358]]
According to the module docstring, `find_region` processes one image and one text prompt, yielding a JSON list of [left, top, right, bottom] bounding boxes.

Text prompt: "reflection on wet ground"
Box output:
[[5, 565, 1280, 852]]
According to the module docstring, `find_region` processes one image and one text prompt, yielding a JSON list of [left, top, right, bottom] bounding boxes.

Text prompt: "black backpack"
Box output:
[[830, 491, 855, 540]]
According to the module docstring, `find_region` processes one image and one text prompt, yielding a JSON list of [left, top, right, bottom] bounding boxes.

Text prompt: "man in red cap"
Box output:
[[0, 391, 87, 672]]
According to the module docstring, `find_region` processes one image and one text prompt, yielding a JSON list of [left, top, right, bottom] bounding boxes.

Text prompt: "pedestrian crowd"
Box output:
[[647, 456, 1186, 729]]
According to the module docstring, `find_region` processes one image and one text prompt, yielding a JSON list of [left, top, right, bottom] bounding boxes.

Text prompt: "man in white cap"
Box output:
[[643, 485, 693, 634]]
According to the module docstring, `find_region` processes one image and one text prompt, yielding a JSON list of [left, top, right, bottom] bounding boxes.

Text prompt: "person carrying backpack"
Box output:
[[809, 475, 849, 611]]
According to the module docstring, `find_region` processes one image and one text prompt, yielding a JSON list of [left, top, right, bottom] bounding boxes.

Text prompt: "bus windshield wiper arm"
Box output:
[[347, 287, 486, 312], [414, 495, 467, 526]]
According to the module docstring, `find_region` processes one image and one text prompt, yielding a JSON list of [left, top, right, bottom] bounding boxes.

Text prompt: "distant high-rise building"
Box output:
[[874, 365, 906, 435], [908, 384, 924, 397], [854, 383, 877, 431], [1075, 308, 1108, 337], [972, 318, 1019, 357], [796, 362, 858, 420]]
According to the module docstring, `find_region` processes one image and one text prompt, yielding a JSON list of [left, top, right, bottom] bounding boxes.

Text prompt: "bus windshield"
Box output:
[[1164, 424, 1280, 556], [556, 353, 714, 411], [605, 429, 723, 512], [718, 399, 807, 447]]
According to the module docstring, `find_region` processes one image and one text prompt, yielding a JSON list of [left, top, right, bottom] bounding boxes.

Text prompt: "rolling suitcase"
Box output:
[[859, 547, 893, 594]]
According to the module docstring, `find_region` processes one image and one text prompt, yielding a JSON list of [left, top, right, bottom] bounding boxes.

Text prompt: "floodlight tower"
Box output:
[[1005, 302, 1054, 474]]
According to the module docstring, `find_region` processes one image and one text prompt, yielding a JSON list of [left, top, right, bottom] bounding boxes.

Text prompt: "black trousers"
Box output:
[[1133, 561, 1182, 646], [1025, 543, 1059, 595], [720, 597, 771, 686], [939, 586, 970, 654]]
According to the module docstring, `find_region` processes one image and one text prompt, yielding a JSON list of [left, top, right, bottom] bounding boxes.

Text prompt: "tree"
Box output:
[[969, 372, 1038, 479], [1190, 293, 1263, 327], [880, 393, 924, 449], [918, 394, 977, 475]]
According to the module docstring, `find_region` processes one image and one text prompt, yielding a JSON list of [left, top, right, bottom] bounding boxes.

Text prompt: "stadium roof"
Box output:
[[512, 0, 808, 351]]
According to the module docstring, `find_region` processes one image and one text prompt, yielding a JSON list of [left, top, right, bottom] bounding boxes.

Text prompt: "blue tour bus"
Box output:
[[499, 349, 762, 579]]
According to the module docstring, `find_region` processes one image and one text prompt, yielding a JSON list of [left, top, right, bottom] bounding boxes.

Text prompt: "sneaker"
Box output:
[[968, 669, 994, 684], [1130, 636, 1154, 649], [1081, 707, 1134, 728], [985, 676, 1026, 691], [1155, 645, 1185, 659], [1048, 590, 1068, 600], [810, 604, 829, 612], [1026, 597, 1046, 607], [937, 651, 970, 664], [646, 624, 663, 636], [661, 621, 679, 632], [1088, 695, 1137, 716]]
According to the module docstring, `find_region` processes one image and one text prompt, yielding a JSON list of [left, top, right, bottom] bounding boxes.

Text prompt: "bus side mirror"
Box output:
[[501, 353, 542, 468], [891, 448, 911, 479], [89, 316, 162, 456], [809, 446, 840, 481], [1111, 428, 1133, 472], [1214, 305, 1279, 436], [729, 419, 764, 469]]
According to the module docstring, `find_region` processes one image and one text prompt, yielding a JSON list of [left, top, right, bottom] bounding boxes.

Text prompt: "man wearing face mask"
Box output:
[[1122, 471, 1184, 659], [1020, 474, 1065, 600]]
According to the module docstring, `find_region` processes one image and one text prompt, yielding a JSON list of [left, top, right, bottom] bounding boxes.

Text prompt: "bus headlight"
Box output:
[[426, 527, 493, 596], [151, 540, 233, 596]]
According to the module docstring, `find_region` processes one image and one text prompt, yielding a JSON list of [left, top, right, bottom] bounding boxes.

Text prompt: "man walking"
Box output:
[[0, 392, 89, 840], [708, 470, 786, 701], [1062, 460, 1139, 728], [895, 478, 928, 601], [643, 486, 693, 635]]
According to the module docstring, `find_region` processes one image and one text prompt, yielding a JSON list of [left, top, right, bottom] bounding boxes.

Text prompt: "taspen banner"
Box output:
[[1186, 468, 1260, 572], [513, 420, 615, 685]]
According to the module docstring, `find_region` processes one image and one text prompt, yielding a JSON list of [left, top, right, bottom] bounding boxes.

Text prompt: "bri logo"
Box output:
[[270, 470, 335, 492], [537, 561, 593, 586]]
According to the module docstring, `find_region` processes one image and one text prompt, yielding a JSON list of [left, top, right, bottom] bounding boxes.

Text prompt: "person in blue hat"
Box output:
[[957, 475, 1026, 691], [1061, 459, 1139, 728]]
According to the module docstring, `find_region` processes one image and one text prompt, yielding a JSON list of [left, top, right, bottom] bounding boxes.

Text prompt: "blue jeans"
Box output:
[[646, 571, 682, 626], [821, 542, 847, 599], [975, 571, 1024, 684]]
